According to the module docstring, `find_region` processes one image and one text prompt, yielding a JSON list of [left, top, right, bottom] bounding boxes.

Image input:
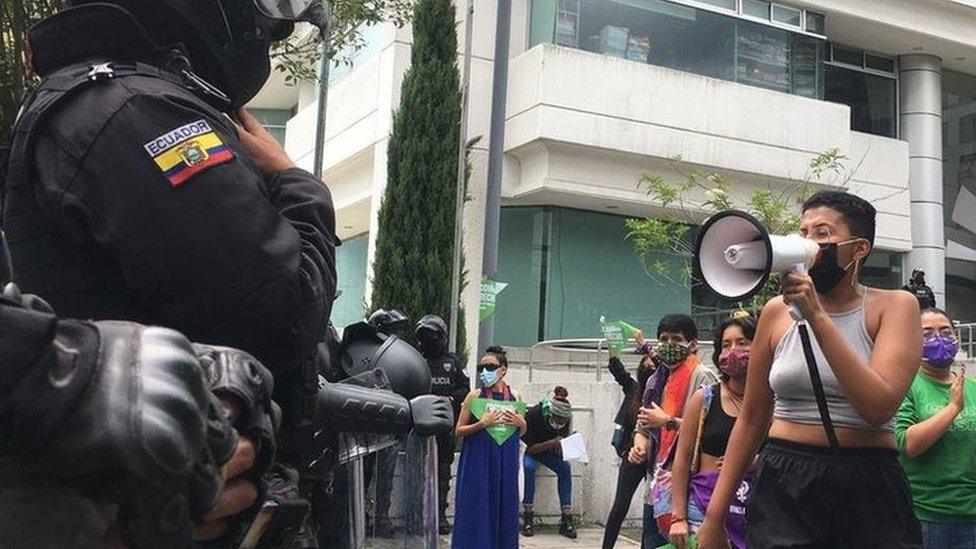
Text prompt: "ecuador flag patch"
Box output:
[[143, 119, 234, 187]]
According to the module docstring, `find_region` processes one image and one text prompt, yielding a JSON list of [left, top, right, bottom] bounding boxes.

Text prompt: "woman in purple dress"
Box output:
[[451, 347, 526, 549]]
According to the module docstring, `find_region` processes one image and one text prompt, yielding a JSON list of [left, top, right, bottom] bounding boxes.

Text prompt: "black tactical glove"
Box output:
[[409, 395, 455, 436], [0, 291, 236, 548], [314, 381, 454, 436], [193, 344, 278, 476]]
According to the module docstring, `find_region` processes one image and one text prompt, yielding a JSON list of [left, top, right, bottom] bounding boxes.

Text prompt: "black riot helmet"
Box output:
[[367, 308, 409, 337], [69, 0, 330, 107], [340, 322, 432, 400], [415, 314, 448, 357]]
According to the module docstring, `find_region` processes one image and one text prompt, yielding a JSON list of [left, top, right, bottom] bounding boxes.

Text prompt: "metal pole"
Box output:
[[478, 0, 512, 351], [347, 456, 366, 548], [448, 0, 475, 355], [312, 23, 332, 180]]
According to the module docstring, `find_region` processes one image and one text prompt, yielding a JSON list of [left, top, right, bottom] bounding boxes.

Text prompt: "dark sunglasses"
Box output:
[[479, 362, 503, 371]]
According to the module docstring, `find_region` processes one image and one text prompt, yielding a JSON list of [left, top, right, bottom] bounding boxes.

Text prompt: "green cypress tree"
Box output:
[[370, 0, 466, 357]]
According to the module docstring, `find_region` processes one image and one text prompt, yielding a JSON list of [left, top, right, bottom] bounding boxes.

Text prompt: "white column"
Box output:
[[899, 54, 945, 306]]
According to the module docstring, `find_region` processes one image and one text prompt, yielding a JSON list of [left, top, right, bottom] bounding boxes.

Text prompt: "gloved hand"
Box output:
[[409, 395, 454, 436], [0, 292, 236, 549], [193, 344, 278, 476]]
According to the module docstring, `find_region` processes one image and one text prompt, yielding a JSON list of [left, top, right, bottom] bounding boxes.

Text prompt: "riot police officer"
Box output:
[[415, 314, 470, 534], [1, 0, 333, 545]]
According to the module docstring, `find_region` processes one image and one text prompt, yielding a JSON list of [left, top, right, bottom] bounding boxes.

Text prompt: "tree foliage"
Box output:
[[625, 148, 852, 311], [0, 0, 65, 142], [369, 0, 467, 356], [0, 1, 415, 141], [272, 0, 415, 85]]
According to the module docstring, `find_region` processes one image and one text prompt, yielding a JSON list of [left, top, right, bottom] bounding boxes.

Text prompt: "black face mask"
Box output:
[[809, 241, 857, 294]]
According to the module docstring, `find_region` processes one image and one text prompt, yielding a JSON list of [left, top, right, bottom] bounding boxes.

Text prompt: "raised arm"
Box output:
[[897, 368, 965, 458]]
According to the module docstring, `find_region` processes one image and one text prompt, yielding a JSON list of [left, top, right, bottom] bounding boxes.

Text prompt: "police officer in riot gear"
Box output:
[[0, 283, 265, 548], [2, 0, 453, 546], [415, 314, 470, 534], [368, 308, 410, 337]]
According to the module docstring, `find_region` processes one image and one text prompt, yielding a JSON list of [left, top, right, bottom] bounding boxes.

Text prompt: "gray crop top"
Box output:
[[768, 296, 893, 432]]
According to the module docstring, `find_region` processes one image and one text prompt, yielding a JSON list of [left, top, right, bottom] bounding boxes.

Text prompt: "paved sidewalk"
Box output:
[[438, 527, 641, 548]]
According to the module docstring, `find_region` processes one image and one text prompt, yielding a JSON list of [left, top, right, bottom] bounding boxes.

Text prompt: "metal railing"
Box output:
[[958, 323, 976, 359], [525, 338, 715, 382]]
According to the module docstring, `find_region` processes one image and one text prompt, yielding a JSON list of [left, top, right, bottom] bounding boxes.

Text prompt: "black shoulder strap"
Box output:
[[797, 322, 840, 449]]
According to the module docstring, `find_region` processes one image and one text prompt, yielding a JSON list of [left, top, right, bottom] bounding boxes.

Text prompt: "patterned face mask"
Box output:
[[718, 346, 750, 378], [656, 341, 691, 367]]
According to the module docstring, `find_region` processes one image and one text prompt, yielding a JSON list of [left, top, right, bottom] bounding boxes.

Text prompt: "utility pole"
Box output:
[[448, 0, 475, 355], [477, 0, 512, 351], [311, 2, 333, 180]]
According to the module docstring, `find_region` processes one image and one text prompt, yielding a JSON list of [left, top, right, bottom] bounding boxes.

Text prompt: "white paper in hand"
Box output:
[[560, 433, 589, 463]]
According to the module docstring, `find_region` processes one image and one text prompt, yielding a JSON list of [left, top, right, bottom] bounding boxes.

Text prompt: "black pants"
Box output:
[[436, 433, 455, 518], [747, 438, 922, 549], [602, 456, 645, 549]]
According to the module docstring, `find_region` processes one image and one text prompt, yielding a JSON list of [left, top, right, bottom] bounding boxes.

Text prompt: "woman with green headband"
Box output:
[[521, 386, 576, 539]]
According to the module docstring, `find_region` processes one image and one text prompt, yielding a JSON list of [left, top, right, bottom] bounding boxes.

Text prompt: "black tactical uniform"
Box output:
[[416, 315, 470, 531], [2, 4, 336, 424]]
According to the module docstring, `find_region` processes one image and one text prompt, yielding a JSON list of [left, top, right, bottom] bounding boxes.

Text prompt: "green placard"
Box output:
[[657, 534, 696, 549], [469, 398, 527, 445], [600, 316, 639, 357], [479, 277, 509, 321]]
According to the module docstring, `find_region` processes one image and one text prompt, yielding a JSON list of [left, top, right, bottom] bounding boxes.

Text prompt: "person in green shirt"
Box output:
[[896, 307, 976, 548]]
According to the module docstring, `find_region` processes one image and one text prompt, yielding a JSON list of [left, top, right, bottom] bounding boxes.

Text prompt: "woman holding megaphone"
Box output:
[[697, 191, 923, 549]]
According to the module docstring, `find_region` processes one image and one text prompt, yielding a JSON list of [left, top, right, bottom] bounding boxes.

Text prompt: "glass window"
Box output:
[[947, 259, 976, 322], [961, 113, 976, 144], [494, 207, 692, 346], [831, 43, 863, 66], [805, 11, 825, 34], [825, 64, 896, 137], [865, 53, 895, 74], [332, 233, 369, 330], [743, 0, 770, 19], [494, 208, 547, 347], [771, 4, 801, 26], [697, 0, 736, 9], [529, 0, 824, 99], [250, 108, 293, 145], [942, 70, 976, 301], [860, 250, 903, 289]]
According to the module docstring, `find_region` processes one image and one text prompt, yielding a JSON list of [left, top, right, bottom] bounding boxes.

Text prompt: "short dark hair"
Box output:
[[657, 313, 698, 341], [802, 191, 876, 246], [712, 315, 758, 366], [483, 345, 508, 368], [921, 307, 955, 328]]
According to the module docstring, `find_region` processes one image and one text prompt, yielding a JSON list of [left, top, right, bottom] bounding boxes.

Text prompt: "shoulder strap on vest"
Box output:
[[0, 61, 186, 228]]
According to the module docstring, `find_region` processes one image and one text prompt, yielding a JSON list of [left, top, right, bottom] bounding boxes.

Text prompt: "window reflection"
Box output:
[[824, 64, 897, 137], [942, 70, 976, 322], [531, 0, 825, 99]]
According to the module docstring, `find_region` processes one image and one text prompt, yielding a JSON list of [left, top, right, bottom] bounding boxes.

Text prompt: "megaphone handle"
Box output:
[[788, 263, 807, 322]]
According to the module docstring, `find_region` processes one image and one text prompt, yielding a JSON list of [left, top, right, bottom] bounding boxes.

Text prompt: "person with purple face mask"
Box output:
[[668, 315, 757, 549], [896, 308, 976, 549]]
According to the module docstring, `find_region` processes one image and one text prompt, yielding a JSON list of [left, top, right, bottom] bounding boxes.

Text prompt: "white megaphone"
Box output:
[[694, 210, 820, 320]]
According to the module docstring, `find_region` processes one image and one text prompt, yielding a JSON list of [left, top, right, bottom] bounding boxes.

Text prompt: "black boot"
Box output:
[[559, 513, 577, 539], [521, 511, 535, 537]]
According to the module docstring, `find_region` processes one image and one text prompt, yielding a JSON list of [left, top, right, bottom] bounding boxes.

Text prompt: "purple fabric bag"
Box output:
[[689, 469, 751, 549]]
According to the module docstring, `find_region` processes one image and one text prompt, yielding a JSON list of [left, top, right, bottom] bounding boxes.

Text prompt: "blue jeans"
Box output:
[[522, 450, 572, 508], [920, 520, 976, 549], [642, 503, 668, 549]]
